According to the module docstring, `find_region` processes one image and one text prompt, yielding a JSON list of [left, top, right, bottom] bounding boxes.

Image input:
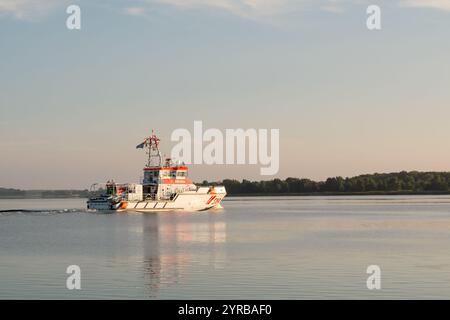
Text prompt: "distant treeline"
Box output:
[[200, 171, 450, 195], [2, 171, 450, 198], [0, 188, 90, 199]]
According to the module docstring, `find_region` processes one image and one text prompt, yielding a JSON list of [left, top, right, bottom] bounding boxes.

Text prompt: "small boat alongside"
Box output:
[[87, 132, 226, 212]]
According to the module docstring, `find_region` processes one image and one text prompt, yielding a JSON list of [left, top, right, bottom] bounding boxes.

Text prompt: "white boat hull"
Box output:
[[119, 192, 225, 212], [87, 190, 226, 212]]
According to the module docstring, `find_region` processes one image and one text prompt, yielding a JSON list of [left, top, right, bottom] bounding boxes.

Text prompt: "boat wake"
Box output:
[[0, 208, 87, 216]]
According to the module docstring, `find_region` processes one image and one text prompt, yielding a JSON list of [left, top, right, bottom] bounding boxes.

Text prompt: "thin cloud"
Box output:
[[0, 0, 66, 20], [2, 0, 450, 22], [401, 0, 450, 11], [124, 6, 147, 16], [153, 0, 303, 18], [321, 4, 346, 13], [153, 0, 450, 16]]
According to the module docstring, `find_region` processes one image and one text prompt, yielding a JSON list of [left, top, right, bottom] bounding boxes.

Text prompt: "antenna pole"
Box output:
[[143, 131, 161, 168]]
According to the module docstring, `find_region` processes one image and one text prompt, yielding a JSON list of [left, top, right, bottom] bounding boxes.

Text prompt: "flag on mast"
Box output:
[[136, 140, 146, 149]]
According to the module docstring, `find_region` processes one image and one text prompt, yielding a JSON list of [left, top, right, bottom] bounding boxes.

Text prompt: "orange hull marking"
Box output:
[[206, 196, 217, 205], [119, 201, 128, 209]]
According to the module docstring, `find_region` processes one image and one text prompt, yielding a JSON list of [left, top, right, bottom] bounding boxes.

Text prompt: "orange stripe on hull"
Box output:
[[206, 196, 217, 204]]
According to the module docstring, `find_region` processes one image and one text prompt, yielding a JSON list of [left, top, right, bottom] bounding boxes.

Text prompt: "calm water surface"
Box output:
[[1, 196, 450, 299]]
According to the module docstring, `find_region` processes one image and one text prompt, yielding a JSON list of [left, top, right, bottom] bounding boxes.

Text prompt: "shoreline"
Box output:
[[227, 191, 450, 197], [1, 191, 450, 200]]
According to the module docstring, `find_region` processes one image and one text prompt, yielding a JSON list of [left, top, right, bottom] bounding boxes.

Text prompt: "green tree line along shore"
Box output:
[[202, 171, 450, 195], [1, 171, 450, 198]]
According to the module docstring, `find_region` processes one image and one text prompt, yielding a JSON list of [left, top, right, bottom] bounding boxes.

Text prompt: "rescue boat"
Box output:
[[87, 132, 226, 212]]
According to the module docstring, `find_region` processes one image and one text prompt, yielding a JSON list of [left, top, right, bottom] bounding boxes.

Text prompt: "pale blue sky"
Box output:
[[1, 0, 450, 188]]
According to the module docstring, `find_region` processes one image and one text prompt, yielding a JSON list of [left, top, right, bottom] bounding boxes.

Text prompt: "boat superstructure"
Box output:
[[87, 132, 226, 212]]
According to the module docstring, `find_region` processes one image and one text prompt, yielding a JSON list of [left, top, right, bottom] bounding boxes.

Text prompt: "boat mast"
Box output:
[[144, 130, 162, 168]]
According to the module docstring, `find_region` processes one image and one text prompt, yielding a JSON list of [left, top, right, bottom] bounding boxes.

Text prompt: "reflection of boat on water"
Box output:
[[87, 132, 226, 212], [140, 213, 227, 298]]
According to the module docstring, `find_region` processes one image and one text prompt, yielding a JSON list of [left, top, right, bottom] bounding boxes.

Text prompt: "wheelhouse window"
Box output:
[[160, 170, 169, 177], [177, 171, 187, 177]]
